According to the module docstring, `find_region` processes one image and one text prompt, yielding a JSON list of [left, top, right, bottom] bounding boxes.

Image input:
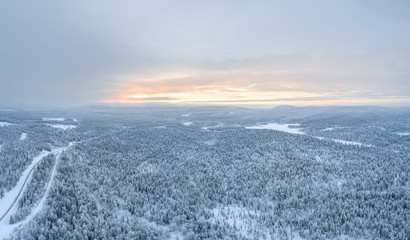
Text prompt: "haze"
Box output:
[[1, 0, 410, 108]]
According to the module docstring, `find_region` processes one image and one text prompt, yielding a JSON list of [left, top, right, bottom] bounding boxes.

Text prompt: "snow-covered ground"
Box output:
[[211, 205, 272, 239], [321, 127, 334, 131], [181, 114, 190, 117], [314, 137, 371, 147], [0, 122, 12, 127], [19, 133, 27, 141], [0, 143, 73, 240], [203, 139, 218, 146], [46, 124, 76, 130], [169, 231, 184, 240], [182, 122, 193, 126], [72, 118, 79, 123], [397, 132, 410, 136], [42, 118, 65, 121], [245, 123, 304, 135], [201, 124, 224, 130]]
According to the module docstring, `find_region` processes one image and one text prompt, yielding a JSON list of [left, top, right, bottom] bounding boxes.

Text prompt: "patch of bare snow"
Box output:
[[211, 205, 272, 239], [201, 124, 224, 130], [245, 123, 304, 135], [42, 117, 65, 121], [19, 133, 27, 141], [314, 136, 371, 147], [0, 122, 12, 127], [181, 114, 190, 117], [72, 118, 79, 123], [182, 122, 193, 126], [397, 132, 410, 136], [169, 231, 184, 240], [46, 124, 76, 130], [203, 139, 218, 146], [321, 127, 334, 131]]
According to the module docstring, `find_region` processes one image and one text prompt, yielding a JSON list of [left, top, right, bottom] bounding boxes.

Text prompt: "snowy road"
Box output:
[[0, 143, 73, 239]]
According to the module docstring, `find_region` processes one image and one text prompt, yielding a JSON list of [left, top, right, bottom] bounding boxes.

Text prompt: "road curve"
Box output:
[[0, 143, 73, 223]]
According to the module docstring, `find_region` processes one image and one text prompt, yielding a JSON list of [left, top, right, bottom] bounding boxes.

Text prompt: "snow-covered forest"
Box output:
[[0, 106, 409, 239]]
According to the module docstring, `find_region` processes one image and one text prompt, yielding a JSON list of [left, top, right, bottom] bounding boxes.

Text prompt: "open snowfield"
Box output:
[[0, 122, 12, 127], [42, 118, 65, 121], [46, 124, 76, 130], [19, 133, 27, 141], [314, 136, 371, 147], [245, 123, 304, 134]]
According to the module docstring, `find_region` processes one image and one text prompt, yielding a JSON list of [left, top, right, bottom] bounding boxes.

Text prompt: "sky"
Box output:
[[1, 0, 410, 108]]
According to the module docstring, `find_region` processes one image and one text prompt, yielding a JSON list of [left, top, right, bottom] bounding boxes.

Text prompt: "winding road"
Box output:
[[0, 143, 73, 239]]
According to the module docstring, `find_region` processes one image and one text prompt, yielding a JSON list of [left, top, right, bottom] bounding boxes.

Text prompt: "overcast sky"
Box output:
[[1, 0, 409, 107]]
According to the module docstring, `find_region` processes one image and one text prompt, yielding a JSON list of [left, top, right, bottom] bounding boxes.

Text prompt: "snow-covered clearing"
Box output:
[[182, 122, 193, 126], [0, 122, 12, 127], [203, 139, 218, 146], [314, 137, 371, 147], [211, 205, 271, 239], [201, 124, 224, 130], [46, 124, 76, 130], [154, 126, 166, 129], [42, 118, 65, 121], [181, 114, 190, 117], [169, 231, 184, 240], [397, 132, 410, 136], [0, 143, 73, 240], [245, 123, 304, 135], [19, 133, 27, 141], [72, 118, 79, 123], [321, 127, 334, 131]]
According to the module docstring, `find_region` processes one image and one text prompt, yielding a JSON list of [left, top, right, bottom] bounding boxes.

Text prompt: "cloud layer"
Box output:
[[1, 0, 409, 107]]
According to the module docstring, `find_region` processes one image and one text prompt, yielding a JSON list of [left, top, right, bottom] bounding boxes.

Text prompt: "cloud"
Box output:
[[106, 52, 410, 105], [0, 1, 409, 107]]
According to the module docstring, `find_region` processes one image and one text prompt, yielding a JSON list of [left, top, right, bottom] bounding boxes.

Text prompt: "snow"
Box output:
[[42, 118, 65, 121], [333, 139, 364, 146], [181, 114, 190, 117], [46, 124, 76, 130], [154, 126, 166, 129], [169, 231, 184, 240], [0, 143, 73, 240], [19, 133, 27, 141], [204, 139, 218, 146], [182, 122, 193, 126], [314, 136, 371, 147], [0, 122, 12, 127], [211, 205, 271, 239], [72, 118, 79, 123], [0, 145, 2, 153], [397, 132, 410, 136], [201, 124, 224, 130], [245, 123, 304, 135], [321, 127, 334, 131]]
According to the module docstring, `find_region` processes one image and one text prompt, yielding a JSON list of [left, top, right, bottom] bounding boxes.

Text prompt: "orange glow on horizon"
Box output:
[[103, 70, 410, 107]]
